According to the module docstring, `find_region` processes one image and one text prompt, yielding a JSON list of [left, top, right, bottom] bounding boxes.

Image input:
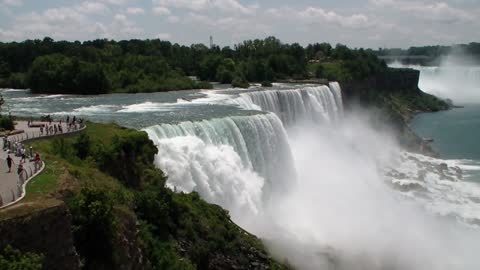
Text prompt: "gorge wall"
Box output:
[[0, 203, 80, 270], [340, 67, 448, 154]]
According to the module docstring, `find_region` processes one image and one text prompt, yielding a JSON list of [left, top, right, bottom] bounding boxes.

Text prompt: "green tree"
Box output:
[[0, 246, 44, 270]]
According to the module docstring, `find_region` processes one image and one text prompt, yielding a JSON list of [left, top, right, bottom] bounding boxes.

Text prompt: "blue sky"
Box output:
[[0, 0, 478, 48]]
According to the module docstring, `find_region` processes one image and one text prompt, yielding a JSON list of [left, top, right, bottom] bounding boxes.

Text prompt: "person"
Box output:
[[17, 162, 24, 179], [40, 125, 44, 135], [34, 153, 41, 172], [6, 154, 13, 173], [66, 115, 70, 124], [21, 147, 26, 162], [2, 135, 7, 150]]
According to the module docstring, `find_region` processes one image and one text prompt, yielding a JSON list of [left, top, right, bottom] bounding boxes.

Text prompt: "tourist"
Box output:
[[17, 162, 24, 180], [54, 124, 57, 134], [2, 135, 7, 150], [34, 153, 41, 172], [6, 154, 13, 173], [21, 147, 26, 162], [66, 115, 70, 124], [17, 143, 23, 157], [40, 125, 44, 135]]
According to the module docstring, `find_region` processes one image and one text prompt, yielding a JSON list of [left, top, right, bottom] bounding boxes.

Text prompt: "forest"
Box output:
[[375, 42, 480, 63], [0, 37, 387, 94]]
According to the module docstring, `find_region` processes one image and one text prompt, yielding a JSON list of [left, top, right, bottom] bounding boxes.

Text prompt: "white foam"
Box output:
[[117, 101, 181, 113], [73, 104, 118, 114]]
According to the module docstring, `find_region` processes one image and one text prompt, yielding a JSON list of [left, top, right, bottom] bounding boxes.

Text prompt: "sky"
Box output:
[[0, 0, 479, 48]]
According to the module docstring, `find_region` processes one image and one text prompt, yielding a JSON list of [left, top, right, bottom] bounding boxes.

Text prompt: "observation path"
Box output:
[[0, 121, 85, 209]]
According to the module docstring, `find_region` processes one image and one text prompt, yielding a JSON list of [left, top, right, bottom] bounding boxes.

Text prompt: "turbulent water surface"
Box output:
[[2, 79, 480, 269]]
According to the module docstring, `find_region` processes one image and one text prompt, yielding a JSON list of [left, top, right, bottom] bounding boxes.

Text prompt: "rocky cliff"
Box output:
[[0, 203, 80, 270], [340, 67, 449, 154]]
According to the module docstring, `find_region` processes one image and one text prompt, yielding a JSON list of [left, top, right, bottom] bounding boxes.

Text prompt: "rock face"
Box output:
[[340, 67, 448, 156], [0, 203, 81, 270], [341, 68, 422, 104], [112, 209, 145, 270]]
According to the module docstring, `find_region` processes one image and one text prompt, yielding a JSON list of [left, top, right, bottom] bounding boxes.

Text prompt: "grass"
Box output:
[[24, 163, 59, 201], [0, 122, 133, 219]]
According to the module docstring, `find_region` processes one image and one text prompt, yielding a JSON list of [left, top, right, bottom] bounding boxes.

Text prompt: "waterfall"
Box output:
[[144, 113, 296, 217], [390, 62, 480, 103], [144, 83, 343, 217], [228, 84, 343, 125]]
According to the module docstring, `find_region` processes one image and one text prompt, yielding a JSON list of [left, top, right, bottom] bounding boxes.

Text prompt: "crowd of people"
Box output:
[[3, 138, 41, 180], [3, 114, 84, 180], [37, 115, 84, 136]]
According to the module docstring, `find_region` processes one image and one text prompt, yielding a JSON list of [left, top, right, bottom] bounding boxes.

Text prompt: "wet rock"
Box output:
[[439, 163, 448, 171], [392, 181, 426, 192], [417, 169, 427, 181]]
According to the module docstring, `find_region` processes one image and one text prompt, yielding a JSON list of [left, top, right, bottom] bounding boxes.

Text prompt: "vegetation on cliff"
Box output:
[[0, 95, 14, 130], [0, 123, 289, 270], [0, 246, 43, 270]]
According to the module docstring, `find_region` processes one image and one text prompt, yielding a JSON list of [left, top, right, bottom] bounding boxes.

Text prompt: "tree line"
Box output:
[[374, 42, 480, 65], [0, 37, 387, 94]]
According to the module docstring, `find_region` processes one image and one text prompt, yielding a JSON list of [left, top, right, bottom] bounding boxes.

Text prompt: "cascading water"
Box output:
[[390, 60, 480, 103], [144, 113, 296, 217], [228, 84, 343, 125]]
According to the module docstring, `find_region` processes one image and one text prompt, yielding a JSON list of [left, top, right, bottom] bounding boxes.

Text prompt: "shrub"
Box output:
[[261, 81, 273, 87], [73, 133, 91, 160], [232, 77, 250, 88], [69, 186, 116, 270], [0, 116, 14, 130], [0, 246, 44, 270]]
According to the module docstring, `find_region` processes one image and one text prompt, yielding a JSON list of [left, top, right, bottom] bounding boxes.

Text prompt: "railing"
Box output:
[[0, 123, 86, 209]]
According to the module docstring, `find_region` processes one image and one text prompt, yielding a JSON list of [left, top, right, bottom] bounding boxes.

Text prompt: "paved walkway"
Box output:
[[0, 121, 85, 208]]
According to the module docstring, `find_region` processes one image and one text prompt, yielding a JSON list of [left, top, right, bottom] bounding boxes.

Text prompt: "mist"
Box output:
[[391, 54, 480, 104], [242, 111, 480, 270]]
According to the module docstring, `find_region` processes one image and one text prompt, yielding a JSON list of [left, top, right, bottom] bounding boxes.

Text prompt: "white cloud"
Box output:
[[152, 6, 171, 16], [167, 15, 180, 23], [369, 0, 473, 23], [2, 0, 22, 7], [0, 3, 143, 41], [152, 0, 256, 15], [156, 32, 171, 39], [299, 7, 371, 29], [126, 7, 145, 15], [101, 0, 129, 5], [76, 2, 109, 14]]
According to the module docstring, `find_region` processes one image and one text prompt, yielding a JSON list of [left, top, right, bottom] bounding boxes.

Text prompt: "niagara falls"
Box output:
[[1, 1, 480, 269]]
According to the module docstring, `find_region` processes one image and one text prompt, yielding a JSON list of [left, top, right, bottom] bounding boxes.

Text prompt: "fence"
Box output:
[[0, 123, 86, 209]]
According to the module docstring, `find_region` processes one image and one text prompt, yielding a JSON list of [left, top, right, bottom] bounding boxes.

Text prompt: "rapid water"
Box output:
[[144, 113, 296, 216], [226, 83, 343, 124], [3, 81, 480, 269]]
